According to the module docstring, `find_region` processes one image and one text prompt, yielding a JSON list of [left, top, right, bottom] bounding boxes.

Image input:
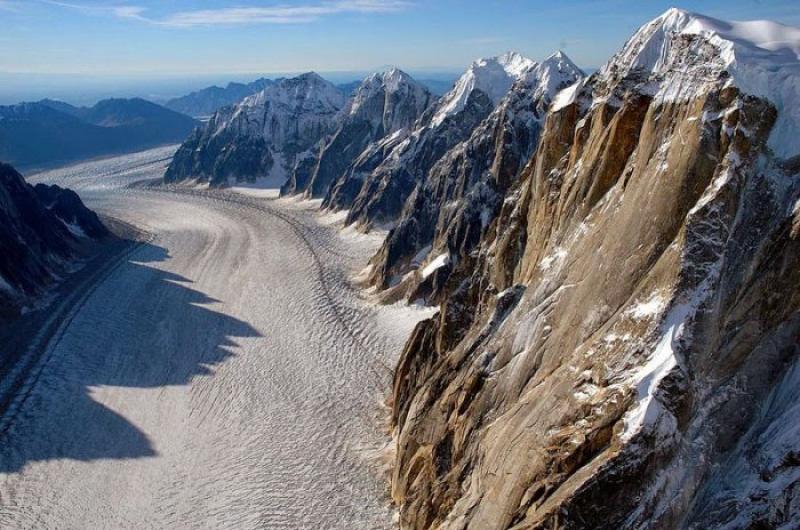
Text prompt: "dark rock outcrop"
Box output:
[[367, 52, 584, 305], [0, 163, 107, 318]]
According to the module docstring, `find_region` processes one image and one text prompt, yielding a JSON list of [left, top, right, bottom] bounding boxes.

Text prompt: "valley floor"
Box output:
[[0, 146, 430, 529]]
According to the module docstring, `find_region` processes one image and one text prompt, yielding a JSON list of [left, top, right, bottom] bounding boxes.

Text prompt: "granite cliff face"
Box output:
[[387, 9, 800, 529], [282, 68, 435, 198], [0, 163, 107, 319], [164, 73, 346, 187]]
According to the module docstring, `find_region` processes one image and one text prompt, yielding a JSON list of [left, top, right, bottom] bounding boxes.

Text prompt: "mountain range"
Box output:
[[163, 76, 455, 120], [0, 5, 798, 528], [163, 7, 800, 529], [0, 98, 198, 170]]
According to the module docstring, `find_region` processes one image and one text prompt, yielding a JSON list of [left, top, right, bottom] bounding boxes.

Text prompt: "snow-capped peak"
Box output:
[[522, 50, 585, 105], [239, 72, 345, 111], [357, 67, 416, 97], [349, 67, 431, 118], [601, 8, 800, 158], [431, 51, 537, 127]]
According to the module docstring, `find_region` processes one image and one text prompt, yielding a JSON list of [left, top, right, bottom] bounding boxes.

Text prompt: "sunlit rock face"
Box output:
[[388, 9, 800, 530]]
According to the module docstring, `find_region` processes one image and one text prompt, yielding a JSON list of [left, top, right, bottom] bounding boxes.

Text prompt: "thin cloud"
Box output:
[[42, 0, 412, 27]]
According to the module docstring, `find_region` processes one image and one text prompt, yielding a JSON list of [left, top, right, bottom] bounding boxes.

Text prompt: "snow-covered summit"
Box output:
[[166, 72, 347, 186], [521, 50, 585, 105], [431, 51, 537, 127], [350, 67, 432, 117], [240, 72, 345, 112], [601, 7, 800, 158]]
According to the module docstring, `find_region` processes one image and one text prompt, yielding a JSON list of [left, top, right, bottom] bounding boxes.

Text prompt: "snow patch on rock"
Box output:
[[421, 253, 449, 279]]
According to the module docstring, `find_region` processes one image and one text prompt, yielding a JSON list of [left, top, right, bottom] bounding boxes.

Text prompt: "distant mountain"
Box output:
[[164, 78, 274, 118], [165, 73, 346, 187], [0, 162, 107, 319], [0, 98, 198, 170]]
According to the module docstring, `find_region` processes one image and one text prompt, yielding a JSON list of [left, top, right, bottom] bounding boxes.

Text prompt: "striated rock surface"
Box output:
[[330, 52, 539, 229], [164, 73, 346, 187], [0, 163, 107, 318], [282, 68, 435, 197], [389, 9, 800, 529]]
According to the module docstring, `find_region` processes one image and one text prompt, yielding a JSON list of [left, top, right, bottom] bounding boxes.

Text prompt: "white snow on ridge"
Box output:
[[431, 51, 537, 127], [551, 79, 584, 112], [606, 7, 800, 158], [524, 51, 585, 106], [421, 253, 449, 279]]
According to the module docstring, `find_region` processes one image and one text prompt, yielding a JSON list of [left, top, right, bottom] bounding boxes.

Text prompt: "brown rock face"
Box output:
[[388, 35, 800, 530]]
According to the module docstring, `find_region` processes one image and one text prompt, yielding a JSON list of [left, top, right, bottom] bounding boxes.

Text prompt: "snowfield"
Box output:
[[0, 147, 433, 529]]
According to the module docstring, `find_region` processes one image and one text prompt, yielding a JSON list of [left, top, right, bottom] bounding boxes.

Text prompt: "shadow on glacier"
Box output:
[[0, 241, 261, 473]]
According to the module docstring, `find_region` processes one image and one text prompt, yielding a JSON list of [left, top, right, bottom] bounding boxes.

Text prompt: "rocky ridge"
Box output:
[[387, 8, 800, 529], [366, 51, 584, 305], [164, 73, 346, 187], [0, 163, 108, 319], [282, 68, 435, 198], [325, 52, 542, 229]]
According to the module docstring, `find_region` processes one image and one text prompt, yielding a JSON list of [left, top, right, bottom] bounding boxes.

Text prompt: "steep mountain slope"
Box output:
[[164, 73, 346, 187], [0, 99, 197, 170], [388, 9, 800, 529], [164, 78, 274, 118], [367, 52, 583, 303], [325, 52, 538, 228], [282, 68, 435, 197], [0, 163, 107, 319]]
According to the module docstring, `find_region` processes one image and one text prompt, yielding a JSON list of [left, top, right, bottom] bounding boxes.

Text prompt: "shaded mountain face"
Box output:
[[0, 99, 198, 170], [164, 78, 274, 118], [366, 52, 584, 304], [387, 9, 800, 530], [164, 73, 347, 187], [0, 163, 107, 319], [282, 68, 436, 198], [324, 52, 541, 230]]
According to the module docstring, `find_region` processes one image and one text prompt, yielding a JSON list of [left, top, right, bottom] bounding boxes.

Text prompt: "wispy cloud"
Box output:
[[42, 0, 412, 27]]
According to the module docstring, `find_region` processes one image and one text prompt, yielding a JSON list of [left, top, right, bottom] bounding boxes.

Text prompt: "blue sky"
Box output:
[[1, 0, 799, 76]]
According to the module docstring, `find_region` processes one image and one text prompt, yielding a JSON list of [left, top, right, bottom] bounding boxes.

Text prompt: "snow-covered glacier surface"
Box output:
[[0, 147, 434, 529]]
